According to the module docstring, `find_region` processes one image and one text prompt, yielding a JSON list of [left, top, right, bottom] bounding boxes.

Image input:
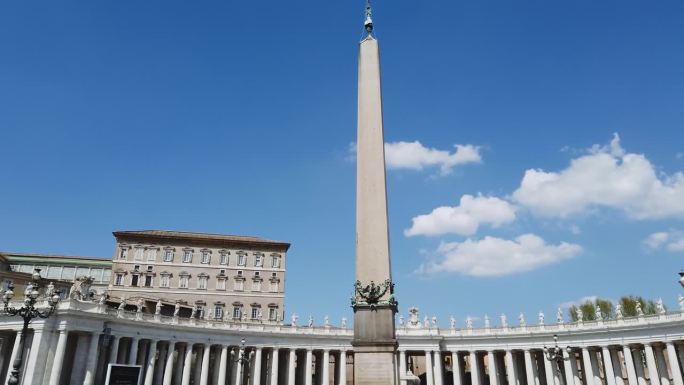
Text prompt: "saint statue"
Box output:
[[156, 300, 162, 315]]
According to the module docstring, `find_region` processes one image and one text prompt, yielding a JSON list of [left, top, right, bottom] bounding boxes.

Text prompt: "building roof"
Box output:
[[0, 251, 112, 267], [112, 230, 291, 250]]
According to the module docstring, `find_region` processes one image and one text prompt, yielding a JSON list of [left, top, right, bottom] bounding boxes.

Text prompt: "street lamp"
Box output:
[[235, 338, 248, 385], [2, 269, 61, 385], [678, 271, 684, 288], [543, 334, 570, 384]]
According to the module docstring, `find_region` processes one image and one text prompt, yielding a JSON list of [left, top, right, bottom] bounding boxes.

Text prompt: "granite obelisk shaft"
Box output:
[[353, 33, 398, 385]]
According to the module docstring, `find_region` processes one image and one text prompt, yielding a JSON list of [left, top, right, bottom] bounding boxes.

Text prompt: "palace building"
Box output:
[[108, 230, 290, 324]]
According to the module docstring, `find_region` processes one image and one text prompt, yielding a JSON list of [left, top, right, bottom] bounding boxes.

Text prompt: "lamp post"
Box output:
[[2, 269, 61, 385], [543, 334, 570, 385], [235, 337, 248, 385], [679, 271, 684, 288]]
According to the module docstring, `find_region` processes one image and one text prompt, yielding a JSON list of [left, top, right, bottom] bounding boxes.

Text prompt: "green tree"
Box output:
[[568, 298, 614, 321], [619, 296, 660, 317]]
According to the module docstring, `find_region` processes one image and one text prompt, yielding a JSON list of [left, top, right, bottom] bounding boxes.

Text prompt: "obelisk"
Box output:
[[352, 2, 398, 384]]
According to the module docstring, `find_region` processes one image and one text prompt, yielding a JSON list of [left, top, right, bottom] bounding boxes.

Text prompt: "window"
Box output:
[[183, 250, 192, 263], [163, 249, 174, 262], [134, 247, 144, 261], [271, 272, 277, 278], [232, 306, 242, 319], [147, 266, 153, 272], [234, 280, 244, 291], [131, 275, 139, 287], [254, 272, 260, 278], [146, 248, 157, 261], [201, 251, 210, 264], [198, 275, 208, 290], [254, 254, 263, 267], [237, 254, 246, 266], [119, 248, 128, 260], [179, 276, 189, 289], [251, 307, 259, 320], [214, 306, 224, 320], [160, 274, 170, 288], [217, 279, 226, 290], [252, 280, 261, 292], [269, 281, 279, 293], [219, 253, 228, 265], [269, 308, 278, 321], [271, 255, 281, 268], [237, 270, 243, 277], [115, 273, 124, 286], [144, 275, 153, 287]]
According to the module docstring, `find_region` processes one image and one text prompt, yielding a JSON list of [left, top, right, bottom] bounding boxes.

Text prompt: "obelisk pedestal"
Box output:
[[352, 5, 398, 384]]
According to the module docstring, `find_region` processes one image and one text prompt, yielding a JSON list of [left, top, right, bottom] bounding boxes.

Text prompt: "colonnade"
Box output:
[[1, 328, 350, 385], [403, 342, 684, 385]]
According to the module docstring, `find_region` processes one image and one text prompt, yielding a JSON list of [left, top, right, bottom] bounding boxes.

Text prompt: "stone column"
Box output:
[[4, 330, 22, 385], [305, 349, 313, 385], [288, 349, 297, 385], [182, 343, 194, 385], [470, 352, 481, 385], [145, 340, 159, 385], [623, 346, 639, 385], [582, 349, 596, 385], [562, 349, 577, 385], [506, 351, 519, 385], [422, 350, 433, 385], [666, 343, 683, 385], [163, 342, 177, 385], [110, 336, 121, 364], [655, 346, 671, 385], [199, 344, 211, 385], [644, 344, 661, 385], [269, 348, 280, 385], [589, 349, 602, 385], [398, 350, 407, 385], [22, 328, 47, 385], [83, 333, 101, 385], [486, 352, 498, 385], [173, 345, 186, 385], [215, 345, 227, 385], [130, 337, 141, 365], [602, 347, 617, 385], [452, 352, 463, 385], [632, 348, 647, 385], [339, 351, 347, 385], [610, 349, 625, 385], [47, 329, 69, 385], [253, 347, 263, 385], [434, 351, 444, 385], [319, 350, 329, 385]]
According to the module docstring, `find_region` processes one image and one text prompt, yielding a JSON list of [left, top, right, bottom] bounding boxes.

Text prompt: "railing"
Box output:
[[28, 299, 684, 338]]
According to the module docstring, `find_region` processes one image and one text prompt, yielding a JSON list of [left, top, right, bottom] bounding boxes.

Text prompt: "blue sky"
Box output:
[[1, 0, 683, 327]]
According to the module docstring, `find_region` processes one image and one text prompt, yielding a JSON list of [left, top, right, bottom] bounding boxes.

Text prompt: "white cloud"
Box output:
[[405, 195, 516, 237], [643, 230, 684, 252], [512, 133, 684, 219], [667, 239, 684, 252], [419, 234, 582, 277], [558, 295, 598, 309], [644, 232, 670, 249], [384, 141, 481, 175]]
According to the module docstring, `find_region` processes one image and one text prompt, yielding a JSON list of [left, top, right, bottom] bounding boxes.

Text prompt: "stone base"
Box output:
[[353, 350, 397, 385]]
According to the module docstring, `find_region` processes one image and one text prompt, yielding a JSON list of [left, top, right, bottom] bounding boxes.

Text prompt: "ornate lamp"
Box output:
[[2, 269, 61, 385], [679, 271, 684, 288], [543, 334, 570, 383]]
